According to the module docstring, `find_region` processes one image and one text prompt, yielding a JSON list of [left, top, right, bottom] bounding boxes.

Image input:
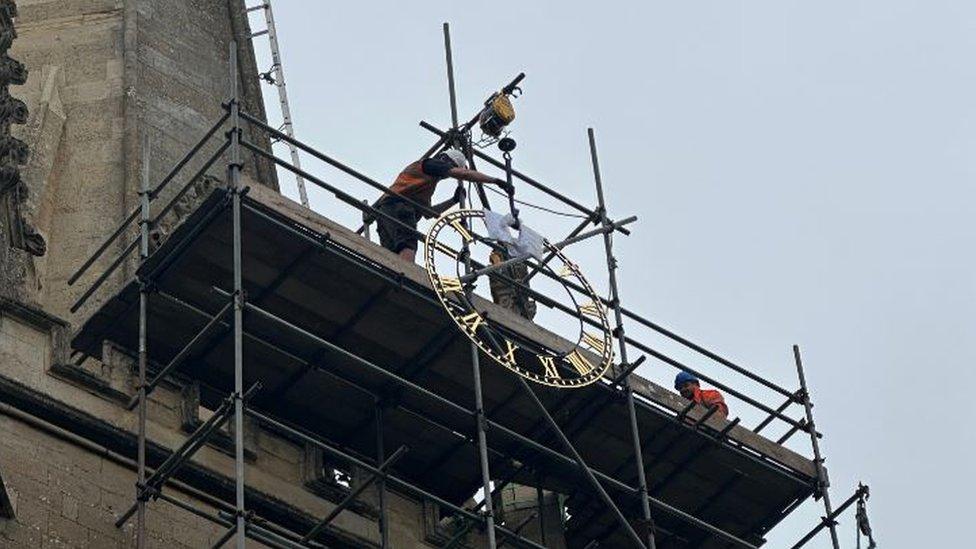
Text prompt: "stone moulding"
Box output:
[[0, 0, 44, 257]]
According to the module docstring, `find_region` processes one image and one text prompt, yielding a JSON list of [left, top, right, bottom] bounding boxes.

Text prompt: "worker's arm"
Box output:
[[422, 158, 512, 191], [423, 186, 467, 219], [447, 168, 513, 191]]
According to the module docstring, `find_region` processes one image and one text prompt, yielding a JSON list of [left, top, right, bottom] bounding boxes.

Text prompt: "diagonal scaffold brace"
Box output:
[[791, 483, 872, 549], [515, 376, 647, 549], [115, 383, 262, 529]]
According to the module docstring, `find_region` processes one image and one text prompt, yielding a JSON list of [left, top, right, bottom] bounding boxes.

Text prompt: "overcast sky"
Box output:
[[250, 1, 975, 546]]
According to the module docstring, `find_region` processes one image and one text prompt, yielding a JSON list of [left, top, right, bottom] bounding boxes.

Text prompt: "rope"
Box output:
[[484, 185, 589, 219]]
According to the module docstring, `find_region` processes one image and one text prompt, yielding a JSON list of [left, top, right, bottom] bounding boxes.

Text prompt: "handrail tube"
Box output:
[[67, 112, 229, 286], [243, 142, 573, 320], [139, 189, 238, 285], [619, 305, 797, 400], [241, 142, 433, 242], [243, 137, 639, 345], [237, 111, 440, 218], [70, 237, 139, 313], [151, 140, 231, 225], [151, 111, 231, 198], [624, 336, 811, 433], [754, 396, 795, 434], [420, 121, 595, 216], [67, 207, 141, 286], [458, 216, 637, 283], [70, 142, 231, 313]]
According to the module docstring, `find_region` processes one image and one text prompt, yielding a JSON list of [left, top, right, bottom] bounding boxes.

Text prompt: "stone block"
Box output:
[[46, 514, 88, 546]]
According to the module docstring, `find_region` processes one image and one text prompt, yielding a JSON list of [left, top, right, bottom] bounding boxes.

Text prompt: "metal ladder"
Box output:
[[246, 1, 310, 207]]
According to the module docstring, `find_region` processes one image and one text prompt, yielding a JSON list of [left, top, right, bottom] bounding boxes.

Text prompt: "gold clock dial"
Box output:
[[424, 209, 614, 388]]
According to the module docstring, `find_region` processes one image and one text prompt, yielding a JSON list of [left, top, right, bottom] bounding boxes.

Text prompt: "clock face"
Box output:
[[424, 209, 614, 388]]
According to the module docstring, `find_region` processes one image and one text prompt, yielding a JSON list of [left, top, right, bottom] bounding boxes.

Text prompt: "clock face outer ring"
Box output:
[[424, 209, 614, 388]]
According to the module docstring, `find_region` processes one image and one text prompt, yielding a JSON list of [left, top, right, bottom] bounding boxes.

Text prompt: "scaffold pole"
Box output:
[[793, 344, 840, 549], [228, 40, 247, 549], [135, 131, 151, 549], [588, 127, 657, 548]]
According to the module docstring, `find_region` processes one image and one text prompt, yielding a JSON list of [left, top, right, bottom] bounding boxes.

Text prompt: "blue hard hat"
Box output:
[[674, 371, 699, 390]]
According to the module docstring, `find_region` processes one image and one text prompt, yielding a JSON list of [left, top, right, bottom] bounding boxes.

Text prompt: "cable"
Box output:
[[484, 185, 589, 219]]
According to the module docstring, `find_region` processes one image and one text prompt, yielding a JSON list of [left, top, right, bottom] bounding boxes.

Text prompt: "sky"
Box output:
[[249, 1, 976, 546]]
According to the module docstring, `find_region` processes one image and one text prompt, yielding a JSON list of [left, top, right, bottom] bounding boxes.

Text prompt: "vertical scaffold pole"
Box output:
[[229, 40, 247, 549], [536, 477, 546, 545], [442, 22, 490, 209], [443, 22, 460, 131], [469, 334, 497, 548], [587, 128, 657, 549], [442, 22, 467, 211], [793, 344, 840, 549], [135, 132, 151, 549], [443, 21, 497, 548], [375, 400, 389, 548]]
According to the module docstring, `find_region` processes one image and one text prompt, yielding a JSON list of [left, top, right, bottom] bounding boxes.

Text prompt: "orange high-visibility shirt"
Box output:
[[388, 160, 438, 205], [692, 387, 729, 419]]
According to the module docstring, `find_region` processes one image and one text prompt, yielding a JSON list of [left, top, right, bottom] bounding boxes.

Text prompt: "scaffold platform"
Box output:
[[73, 183, 817, 548]]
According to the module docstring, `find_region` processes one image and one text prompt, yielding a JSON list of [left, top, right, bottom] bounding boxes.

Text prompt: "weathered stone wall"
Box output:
[[0, 412, 229, 548], [7, 0, 277, 322], [9, 1, 127, 317]]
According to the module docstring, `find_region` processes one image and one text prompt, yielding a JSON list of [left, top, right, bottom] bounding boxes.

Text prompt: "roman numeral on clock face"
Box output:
[[458, 311, 485, 333], [437, 275, 463, 293], [449, 220, 474, 243], [502, 340, 518, 365], [538, 354, 560, 378], [566, 350, 594, 376], [581, 332, 607, 355], [579, 301, 603, 318]]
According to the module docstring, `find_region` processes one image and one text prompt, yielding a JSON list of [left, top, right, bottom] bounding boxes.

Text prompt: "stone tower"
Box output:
[[0, 1, 282, 547], [1, 0, 277, 319]]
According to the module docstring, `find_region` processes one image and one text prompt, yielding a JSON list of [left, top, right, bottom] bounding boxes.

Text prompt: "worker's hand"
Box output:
[[453, 185, 467, 205], [493, 177, 514, 194]]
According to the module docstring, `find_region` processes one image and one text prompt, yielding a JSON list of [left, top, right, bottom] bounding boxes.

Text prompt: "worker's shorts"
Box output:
[[375, 198, 420, 253]]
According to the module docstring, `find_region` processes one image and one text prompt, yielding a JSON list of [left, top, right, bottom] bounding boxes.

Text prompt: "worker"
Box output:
[[374, 149, 512, 262], [674, 371, 729, 419], [488, 248, 536, 320]]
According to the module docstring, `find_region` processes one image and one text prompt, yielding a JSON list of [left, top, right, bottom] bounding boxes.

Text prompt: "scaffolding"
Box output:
[[62, 32, 874, 549]]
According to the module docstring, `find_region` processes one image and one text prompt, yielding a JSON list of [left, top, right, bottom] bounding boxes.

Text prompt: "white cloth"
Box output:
[[481, 209, 545, 260], [482, 209, 517, 244], [511, 224, 545, 260]]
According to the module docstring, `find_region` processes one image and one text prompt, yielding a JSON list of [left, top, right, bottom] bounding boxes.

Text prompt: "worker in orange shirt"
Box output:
[[674, 371, 729, 419], [374, 149, 512, 263]]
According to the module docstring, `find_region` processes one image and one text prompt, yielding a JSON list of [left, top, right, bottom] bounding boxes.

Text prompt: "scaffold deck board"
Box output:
[[73, 184, 816, 548]]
